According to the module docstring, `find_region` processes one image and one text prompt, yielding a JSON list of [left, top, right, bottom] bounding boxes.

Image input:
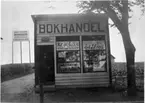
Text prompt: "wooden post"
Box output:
[[20, 41, 22, 64], [12, 41, 13, 64], [29, 40, 31, 63], [39, 82, 44, 103]]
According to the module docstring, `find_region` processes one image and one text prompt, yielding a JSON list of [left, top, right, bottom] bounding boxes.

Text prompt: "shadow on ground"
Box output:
[[30, 87, 144, 103]]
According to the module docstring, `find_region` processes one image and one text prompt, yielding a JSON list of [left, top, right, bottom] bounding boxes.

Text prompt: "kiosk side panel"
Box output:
[[34, 20, 39, 86]]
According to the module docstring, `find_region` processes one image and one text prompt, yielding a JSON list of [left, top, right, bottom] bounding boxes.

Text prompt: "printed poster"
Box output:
[[58, 62, 81, 73], [56, 41, 79, 50], [83, 41, 105, 50]]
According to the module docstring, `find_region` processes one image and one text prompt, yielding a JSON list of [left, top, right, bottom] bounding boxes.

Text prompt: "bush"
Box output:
[[111, 62, 144, 91], [9, 64, 23, 75], [1, 63, 34, 82], [1, 65, 12, 78]]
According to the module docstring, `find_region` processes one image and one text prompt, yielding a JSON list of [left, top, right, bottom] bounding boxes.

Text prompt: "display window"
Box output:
[[56, 36, 81, 73], [56, 35, 107, 73], [82, 35, 107, 73]]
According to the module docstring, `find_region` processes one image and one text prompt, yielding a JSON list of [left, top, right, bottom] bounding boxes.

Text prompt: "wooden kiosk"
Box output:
[[32, 14, 112, 91]]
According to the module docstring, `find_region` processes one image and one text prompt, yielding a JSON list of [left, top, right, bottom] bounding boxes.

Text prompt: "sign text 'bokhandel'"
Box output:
[[38, 22, 105, 34]]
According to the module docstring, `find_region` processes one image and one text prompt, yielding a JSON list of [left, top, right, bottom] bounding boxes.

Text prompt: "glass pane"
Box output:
[[82, 35, 107, 73], [83, 50, 106, 72], [57, 51, 80, 62], [56, 36, 81, 73]]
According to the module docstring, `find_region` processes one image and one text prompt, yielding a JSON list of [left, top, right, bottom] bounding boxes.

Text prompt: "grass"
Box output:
[[111, 62, 144, 92], [1, 63, 34, 82], [1, 62, 144, 90]]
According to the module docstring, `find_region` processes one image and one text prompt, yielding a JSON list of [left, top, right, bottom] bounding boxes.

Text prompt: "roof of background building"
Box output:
[[111, 54, 115, 59]]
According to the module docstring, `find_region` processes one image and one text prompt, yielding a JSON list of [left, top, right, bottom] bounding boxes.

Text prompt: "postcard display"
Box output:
[[32, 14, 111, 87]]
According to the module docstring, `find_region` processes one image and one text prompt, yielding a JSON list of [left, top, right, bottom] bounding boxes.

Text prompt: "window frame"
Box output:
[[56, 36, 81, 73], [82, 35, 107, 73]]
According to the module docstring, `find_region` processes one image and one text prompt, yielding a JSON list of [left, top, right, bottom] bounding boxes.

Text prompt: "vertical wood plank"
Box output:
[[54, 37, 57, 76], [34, 20, 39, 86], [80, 35, 83, 73]]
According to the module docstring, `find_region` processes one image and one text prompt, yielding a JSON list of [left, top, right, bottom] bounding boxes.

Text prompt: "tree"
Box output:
[[77, 0, 144, 96]]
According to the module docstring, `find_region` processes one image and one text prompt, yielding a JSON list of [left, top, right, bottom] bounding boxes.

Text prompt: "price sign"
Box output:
[[83, 41, 105, 50], [57, 41, 79, 50]]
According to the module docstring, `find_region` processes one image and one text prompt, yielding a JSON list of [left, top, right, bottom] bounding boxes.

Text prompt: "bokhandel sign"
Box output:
[[37, 22, 106, 34], [13, 31, 29, 41]]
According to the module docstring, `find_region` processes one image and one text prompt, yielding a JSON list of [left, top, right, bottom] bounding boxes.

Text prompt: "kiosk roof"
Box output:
[[31, 13, 108, 22]]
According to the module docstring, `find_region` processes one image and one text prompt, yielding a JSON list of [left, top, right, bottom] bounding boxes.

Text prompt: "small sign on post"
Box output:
[[12, 30, 31, 64], [13, 31, 29, 41]]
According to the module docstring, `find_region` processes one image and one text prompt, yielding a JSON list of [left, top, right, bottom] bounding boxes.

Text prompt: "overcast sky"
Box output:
[[1, 1, 145, 64]]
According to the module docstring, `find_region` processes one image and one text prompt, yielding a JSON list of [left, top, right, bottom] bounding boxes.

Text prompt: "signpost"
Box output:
[[12, 31, 31, 63]]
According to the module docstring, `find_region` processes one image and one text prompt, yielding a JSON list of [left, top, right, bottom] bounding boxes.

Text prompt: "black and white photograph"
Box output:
[[1, 0, 144, 103]]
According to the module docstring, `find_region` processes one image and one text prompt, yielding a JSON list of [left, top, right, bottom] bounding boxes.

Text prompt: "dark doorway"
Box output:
[[39, 45, 55, 85]]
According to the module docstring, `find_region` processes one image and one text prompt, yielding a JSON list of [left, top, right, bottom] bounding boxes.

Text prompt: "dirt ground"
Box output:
[[1, 73, 144, 103]]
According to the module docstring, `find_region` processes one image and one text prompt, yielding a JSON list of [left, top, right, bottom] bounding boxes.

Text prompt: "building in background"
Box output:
[[111, 55, 115, 63]]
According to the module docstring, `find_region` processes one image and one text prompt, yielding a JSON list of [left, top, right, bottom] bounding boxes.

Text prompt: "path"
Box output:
[[1, 73, 34, 102], [1, 73, 144, 103]]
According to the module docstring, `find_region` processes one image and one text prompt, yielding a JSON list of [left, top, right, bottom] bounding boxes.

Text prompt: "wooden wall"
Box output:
[[55, 72, 109, 88]]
